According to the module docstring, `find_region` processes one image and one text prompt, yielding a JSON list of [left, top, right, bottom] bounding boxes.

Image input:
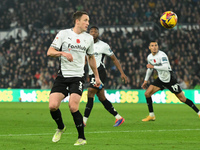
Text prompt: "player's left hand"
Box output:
[[121, 73, 128, 84], [146, 64, 154, 69]]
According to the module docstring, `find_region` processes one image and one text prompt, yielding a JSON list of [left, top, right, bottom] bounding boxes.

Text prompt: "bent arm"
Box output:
[[47, 47, 73, 61], [154, 63, 169, 71], [144, 68, 153, 81], [47, 47, 63, 57]]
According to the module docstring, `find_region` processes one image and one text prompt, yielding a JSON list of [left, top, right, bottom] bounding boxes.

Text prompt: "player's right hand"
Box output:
[[146, 64, 154, 69], [141, 81, 148, 89], [62, 52, 73, 62], [93, 77, 101, 88]]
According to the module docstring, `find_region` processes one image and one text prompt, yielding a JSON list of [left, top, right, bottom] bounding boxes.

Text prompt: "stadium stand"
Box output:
[[0, 0, 200, 89]]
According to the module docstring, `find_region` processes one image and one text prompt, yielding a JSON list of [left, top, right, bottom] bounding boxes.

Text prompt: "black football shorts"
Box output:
[[152, 72, 182, 94], [50, 76, 84, 97]]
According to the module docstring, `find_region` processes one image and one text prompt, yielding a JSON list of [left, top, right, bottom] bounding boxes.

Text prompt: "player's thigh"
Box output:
[[50, 76, 69, 97], [49, 92, 65, 111], [88, 87, 98, 98], [69, 78, 84, 96], [68, 93, 81, 113], [96, 88, 106, 101], [145, 85, 160, 97]]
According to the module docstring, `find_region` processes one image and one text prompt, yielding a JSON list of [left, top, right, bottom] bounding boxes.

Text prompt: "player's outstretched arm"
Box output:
[[110, 54, 128, 83], [47, 47, 73, 62]]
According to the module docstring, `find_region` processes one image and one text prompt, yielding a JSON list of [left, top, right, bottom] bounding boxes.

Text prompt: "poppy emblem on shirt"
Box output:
[[56, 37, 58, 39], [154, 59, 156, 63], [76, 39, 80, 43]]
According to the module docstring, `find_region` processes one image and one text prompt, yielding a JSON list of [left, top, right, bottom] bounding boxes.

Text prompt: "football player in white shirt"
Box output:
[[83, 26, 128, 127], [47, 11, 101, 145], [141, 41, 200, 121]]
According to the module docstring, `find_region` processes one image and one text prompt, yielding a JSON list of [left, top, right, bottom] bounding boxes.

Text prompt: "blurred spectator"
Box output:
[[0, 52, 7, 66]]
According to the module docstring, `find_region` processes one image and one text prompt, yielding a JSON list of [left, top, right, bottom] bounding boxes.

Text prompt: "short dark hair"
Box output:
[[149, 40, 158, 45], [72, 11, 88, 25], [89, 25, 99, 31]]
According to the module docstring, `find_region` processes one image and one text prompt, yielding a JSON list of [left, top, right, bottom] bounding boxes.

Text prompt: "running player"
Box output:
[[47, 11, 101, 145], [83, 26, 128, 127], [142, 41, 200, 121]]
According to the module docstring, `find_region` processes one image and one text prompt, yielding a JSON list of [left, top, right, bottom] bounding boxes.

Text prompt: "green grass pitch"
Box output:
[[0, 102, 199, 150]]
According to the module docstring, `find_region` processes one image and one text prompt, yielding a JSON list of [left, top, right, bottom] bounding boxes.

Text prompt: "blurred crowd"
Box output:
[[1, 0, 199, 30], [0, 0, 200, 89]]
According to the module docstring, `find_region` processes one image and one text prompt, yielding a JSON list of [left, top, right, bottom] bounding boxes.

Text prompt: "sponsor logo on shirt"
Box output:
[[68, 44, 86, 51], [162, 57, 167, 61]]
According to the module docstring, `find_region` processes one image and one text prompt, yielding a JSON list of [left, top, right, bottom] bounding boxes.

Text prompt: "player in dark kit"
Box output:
[[141, 41, 200, 121], [47, 11, 101, 145], [83, 26, 128, 127]]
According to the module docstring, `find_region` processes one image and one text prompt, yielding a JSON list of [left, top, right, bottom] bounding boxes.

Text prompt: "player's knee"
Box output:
[[176, 92, 186, 102], [96, 90, 105, 101], [179, 97, 186, 102], [69, 104, 78, 113], [144, 91, 151, 98], [88, 89, 96, 97], [69, 107, 78, 113], [49, 104, 58, 111], [88, 92, 94, 98], [97, 95, 106, 102]]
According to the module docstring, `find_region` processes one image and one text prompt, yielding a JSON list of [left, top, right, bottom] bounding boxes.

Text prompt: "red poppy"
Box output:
[[76, 39, 80, 43]]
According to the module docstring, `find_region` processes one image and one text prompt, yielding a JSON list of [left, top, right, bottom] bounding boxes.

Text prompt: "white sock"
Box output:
[[149, 112, 155, 117], [197, 111, 200, 115], [115, 114, 122, 120], [83, 117, 88, 124]]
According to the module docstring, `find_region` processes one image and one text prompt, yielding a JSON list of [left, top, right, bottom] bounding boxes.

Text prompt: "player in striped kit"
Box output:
[[47, 11, 101, 145], [142, 41, 200, 121], [83, 26, 128, 127]]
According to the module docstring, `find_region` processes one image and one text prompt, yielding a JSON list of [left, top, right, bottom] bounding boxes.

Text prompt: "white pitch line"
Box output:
[[86, 128, 200, 134], [0, 128, 199, 137]]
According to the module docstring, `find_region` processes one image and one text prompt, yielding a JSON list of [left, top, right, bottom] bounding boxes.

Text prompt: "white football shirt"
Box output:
[[51, 28, 94, 77], [145, 50, 172, 82], [88, 40, 114, 75]]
